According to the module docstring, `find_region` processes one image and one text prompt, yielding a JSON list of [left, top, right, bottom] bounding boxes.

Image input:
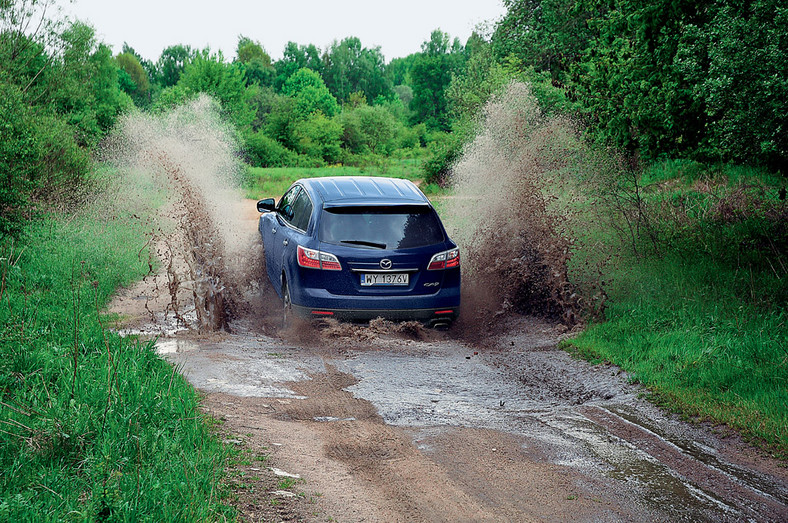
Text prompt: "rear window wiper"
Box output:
[[339, 240, 387, 249]]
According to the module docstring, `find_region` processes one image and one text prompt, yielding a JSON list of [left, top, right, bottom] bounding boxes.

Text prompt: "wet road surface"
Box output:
[[157, 317, 788, 522]]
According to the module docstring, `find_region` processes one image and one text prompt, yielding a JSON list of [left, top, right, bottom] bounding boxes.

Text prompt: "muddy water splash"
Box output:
[[442, 82, 606, 327], [102, 95, 263, 331]]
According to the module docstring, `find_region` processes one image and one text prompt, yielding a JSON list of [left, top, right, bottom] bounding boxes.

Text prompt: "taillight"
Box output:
[[428, 248, 460, 270], [297, 245, 341, 271], [319, 252, 342, 271], [445, 249, 460, 269]]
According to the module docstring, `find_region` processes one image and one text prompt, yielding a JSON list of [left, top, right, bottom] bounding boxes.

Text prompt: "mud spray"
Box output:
[[443, 81, 609, 331], [102, 95, 268, 333], [102, 85, 609, 339]]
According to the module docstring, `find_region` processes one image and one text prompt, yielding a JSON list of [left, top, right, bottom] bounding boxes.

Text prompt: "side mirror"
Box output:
[[257, 198, 276, 213]]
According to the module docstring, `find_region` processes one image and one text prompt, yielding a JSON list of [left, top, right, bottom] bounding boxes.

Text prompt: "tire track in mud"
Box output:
[[580, 405, 788, 521]]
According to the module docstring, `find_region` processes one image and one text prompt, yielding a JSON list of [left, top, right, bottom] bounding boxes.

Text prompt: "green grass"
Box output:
[[566, 161, 788, 456], [0, 208, 233, 519], [243, 158, 426, 199]]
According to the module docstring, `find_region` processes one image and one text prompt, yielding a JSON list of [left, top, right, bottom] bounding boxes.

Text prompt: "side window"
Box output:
[[277, 186, 300, 223], [290, 190, 313, 231]]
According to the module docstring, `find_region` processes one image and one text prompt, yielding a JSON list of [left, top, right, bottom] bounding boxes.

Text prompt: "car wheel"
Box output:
[[282, 278, 292, 329]]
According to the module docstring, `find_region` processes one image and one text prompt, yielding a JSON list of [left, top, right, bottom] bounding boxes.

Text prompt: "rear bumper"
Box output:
[[290, 285, 460, 323], [292, 304, 459, 323]]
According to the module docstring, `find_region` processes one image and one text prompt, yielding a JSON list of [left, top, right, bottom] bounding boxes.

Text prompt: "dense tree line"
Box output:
[[0, 0, 473, 238], [0, 1, 132, 237], [3, 0, 783, 237], [492, 0, 788, 172]]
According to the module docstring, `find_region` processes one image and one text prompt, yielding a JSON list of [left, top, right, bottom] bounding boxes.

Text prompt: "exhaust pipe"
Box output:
[[430, 320, 451, 331]]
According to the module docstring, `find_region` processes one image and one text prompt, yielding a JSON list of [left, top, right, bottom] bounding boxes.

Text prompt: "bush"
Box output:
[[422, 133, 463, 186], [0, 83, 92, 238], [291, 111, 342, 163], [243, 131, 300, 167]]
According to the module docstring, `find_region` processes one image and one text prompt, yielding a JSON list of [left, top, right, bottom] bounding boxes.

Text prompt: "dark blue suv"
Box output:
[[257, 177, 460, 326]]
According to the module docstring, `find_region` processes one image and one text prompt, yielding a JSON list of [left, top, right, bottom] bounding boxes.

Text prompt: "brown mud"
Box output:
[[153, 315, 788, 522]]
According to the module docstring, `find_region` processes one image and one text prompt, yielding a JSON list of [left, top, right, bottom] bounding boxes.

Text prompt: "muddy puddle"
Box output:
[[143, 319, 788, 523]]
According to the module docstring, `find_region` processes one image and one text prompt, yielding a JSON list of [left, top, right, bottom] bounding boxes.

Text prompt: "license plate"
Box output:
[[360, 273, 409, 286]]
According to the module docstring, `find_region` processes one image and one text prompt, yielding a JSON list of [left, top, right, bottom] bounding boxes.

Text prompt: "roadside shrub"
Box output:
[[422, 133, 463, 186], [244, 130, 300, 167], [649, 173, 788, 300], [0, 83, 92, 238]]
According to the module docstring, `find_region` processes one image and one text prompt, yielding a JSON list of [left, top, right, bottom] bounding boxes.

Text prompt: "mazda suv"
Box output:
[[257, 176, 460, 326]]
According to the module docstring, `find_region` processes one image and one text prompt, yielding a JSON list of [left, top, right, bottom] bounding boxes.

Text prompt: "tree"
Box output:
[[355, 104, 398, 154], [491, 0, 788, 170], [677, 0, 788, 170], [0, 1, 126, 237], [321, 37, 392, 103], [0, 77, 90, 239], [446, 42, 509, 123], [236, 35, 271, 66], [177, 50, 254, 128], [155, 44, 196, 88], [52, 21, 131, 147], [291, 111, 342, 163], [386, 53, 418, 86], [409, 30, 466, 131], [116, 51, 150, 106], [339, 103, 399, 155], [282, 67, 338, 118], [273, 41, 322, 91], [235, 35, 275, 86], [265, 68, 341, 163], [121, 43, 156, 80], [492, 0, 592, 84]]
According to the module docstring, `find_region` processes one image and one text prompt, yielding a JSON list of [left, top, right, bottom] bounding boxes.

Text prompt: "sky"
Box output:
[[57, 0, 507, 63]]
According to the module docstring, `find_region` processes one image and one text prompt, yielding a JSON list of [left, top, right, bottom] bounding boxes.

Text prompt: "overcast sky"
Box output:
[[57, 0, 506, 63]]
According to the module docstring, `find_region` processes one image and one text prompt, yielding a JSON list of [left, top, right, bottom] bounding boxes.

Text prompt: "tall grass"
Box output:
[[567, 161, 788, 456], [0, 211, 233, 519]]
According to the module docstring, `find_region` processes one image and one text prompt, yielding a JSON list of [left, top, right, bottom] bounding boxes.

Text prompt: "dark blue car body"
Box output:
[[258, 177, 460, 325]]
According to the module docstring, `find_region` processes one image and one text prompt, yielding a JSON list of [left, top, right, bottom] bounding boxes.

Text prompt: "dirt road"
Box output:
[[107, 198, 788, 522], [143, 316, 787, 523]]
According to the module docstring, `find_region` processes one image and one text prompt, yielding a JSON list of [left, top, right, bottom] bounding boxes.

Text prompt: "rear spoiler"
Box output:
[[322, 201, 432, 210]]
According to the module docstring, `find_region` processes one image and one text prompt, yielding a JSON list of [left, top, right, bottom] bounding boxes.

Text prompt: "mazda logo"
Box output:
[[380, 259, 392, 270]]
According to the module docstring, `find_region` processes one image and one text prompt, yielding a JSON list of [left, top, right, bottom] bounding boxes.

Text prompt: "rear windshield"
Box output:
[[319, 206, 445, 250]]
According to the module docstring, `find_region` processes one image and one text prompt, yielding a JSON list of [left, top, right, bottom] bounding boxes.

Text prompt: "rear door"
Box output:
[[265, 185, 301, 291], [277, 187, 314, 294]]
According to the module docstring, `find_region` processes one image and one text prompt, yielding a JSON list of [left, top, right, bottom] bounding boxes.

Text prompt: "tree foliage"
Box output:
[[235, 35, 275, 86], [116, 51, 150, 107], [177, 50, 254, 128], [409, 30, 466, 131], [282, 67, 339, 118], [339, 103, 399, 155], [321, 37, 392, 103], [274, 41, 322, 91], [493, 0, 788, 171], [0, 75, 90, 238], [155, 44, 196, 88], [1, 2, 131, 237]]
